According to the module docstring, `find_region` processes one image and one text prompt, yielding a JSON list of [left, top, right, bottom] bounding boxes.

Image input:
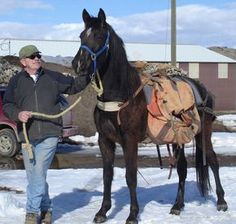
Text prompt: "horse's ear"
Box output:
[[98, 8, 106, 24], [82, 9, 91, 25]]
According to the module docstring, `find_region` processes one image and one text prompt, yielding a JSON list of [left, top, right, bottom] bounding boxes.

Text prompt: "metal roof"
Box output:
[[1, 38, 235, 63], [125, 43, 236, 63]]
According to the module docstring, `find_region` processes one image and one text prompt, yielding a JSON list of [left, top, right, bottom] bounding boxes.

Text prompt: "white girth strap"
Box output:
[[97, 100, 123, 112]]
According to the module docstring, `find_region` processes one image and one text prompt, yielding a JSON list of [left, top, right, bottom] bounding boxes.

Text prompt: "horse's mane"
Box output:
[[107, 24, 128, 68], [104, 23, 141, 100]]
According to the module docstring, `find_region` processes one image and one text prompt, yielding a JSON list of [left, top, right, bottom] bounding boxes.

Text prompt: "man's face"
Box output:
[[20, 54, 42, 73]]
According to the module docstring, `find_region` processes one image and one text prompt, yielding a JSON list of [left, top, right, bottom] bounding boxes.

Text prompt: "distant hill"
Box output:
[[209, 47, 236, 60]]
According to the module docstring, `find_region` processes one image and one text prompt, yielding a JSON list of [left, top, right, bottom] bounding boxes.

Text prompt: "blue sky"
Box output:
[[0, 0, 235, 47]]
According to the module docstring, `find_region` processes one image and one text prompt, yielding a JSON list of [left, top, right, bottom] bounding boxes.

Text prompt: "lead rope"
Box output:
[[91, 71, 103, 96], [22, 96, 82, 160]]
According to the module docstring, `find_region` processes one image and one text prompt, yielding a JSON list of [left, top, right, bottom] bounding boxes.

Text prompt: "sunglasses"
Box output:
[[27, 54, 42, 60]]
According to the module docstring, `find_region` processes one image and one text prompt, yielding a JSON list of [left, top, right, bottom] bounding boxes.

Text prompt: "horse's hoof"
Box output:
[[125, 219, 138, 224], [170, 203, 184, 215], [217, 203, 228, 212], [93, 215, 107, 223], [170, 208, 181, 215]]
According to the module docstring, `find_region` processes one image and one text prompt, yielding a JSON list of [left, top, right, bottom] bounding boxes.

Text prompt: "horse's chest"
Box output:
[[95, 111, 119, 134]]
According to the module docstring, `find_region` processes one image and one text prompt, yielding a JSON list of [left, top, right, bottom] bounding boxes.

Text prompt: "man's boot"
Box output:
[[40, 210, 52, 224], [25, 213, 39, 224]]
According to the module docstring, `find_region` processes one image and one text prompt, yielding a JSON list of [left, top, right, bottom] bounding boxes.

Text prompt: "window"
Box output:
[[218, 63, 228, 79], [188, 63, 199, 79]]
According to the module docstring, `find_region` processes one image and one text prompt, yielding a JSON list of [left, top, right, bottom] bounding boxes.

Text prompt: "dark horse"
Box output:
[[72, 8, 228, 224]]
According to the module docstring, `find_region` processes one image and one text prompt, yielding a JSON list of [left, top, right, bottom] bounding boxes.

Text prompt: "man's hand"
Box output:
[[18, 111, 32, 123]]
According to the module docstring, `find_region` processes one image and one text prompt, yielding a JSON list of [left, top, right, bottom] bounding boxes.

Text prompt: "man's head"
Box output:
[[19, 45, 42, 75], [19, 45, 41, 60]]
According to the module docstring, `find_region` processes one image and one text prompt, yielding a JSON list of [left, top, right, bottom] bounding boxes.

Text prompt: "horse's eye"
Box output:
[[93, 33, 104, 41], [97, 35, 104, 40]]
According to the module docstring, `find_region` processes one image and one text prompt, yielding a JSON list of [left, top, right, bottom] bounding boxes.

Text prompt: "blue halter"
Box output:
[[80, 31, 110, 79]]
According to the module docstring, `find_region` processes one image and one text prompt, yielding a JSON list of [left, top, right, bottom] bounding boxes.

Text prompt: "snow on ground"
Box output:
[[0, 115, 236, 224], [0, 167, 235, 224]]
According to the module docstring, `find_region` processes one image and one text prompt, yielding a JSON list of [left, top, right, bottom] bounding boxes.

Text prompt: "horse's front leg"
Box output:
[[122, 138, 139, 224], [170, 145, 187, 215], [94, 137, 116, 223]]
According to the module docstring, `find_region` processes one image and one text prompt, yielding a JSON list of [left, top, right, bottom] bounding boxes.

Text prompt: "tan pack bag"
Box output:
[[147, 76, 201, 145]]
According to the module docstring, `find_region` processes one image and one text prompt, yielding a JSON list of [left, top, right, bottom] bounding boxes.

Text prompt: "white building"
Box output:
[[0, 38, 235, 63]]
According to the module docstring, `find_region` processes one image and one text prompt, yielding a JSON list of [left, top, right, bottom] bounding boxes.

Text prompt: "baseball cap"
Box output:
[[19, 45, 41, 59]]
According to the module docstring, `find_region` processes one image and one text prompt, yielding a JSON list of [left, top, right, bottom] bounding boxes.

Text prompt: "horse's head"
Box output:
[[72, 8, 110, 80]]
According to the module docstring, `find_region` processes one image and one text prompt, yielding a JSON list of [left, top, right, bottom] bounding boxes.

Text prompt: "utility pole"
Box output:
[[171, 0, 176, 66]]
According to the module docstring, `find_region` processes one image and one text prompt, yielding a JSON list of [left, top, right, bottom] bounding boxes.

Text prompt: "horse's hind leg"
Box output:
[[170, 145, 187, 215], [122, 138, 139, 224], [94, 136, 116, 223], [196, 115, 228, 211], [207, 150, 228, 211]]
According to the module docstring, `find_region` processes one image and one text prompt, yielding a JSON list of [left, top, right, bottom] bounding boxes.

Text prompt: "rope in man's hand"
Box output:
[[22, 97, 82, 160]]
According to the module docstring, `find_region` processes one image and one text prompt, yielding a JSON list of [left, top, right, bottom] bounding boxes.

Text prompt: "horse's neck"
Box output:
[[99, 62, 132, 102]]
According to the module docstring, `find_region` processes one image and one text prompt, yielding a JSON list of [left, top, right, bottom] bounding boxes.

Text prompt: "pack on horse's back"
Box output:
[[139, 64, 201, 145], [72, 8, 228, 224]]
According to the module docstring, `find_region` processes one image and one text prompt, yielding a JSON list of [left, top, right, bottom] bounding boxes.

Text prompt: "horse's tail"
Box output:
[[195, 135, 211, 197], [195, 86, 214, 197]]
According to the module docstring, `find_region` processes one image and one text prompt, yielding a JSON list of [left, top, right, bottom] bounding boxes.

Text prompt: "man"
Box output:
[[3, 45, 89, 224]]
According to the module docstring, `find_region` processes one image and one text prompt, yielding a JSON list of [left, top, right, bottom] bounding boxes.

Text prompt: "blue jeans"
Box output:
[[22, 137, 59, 214]]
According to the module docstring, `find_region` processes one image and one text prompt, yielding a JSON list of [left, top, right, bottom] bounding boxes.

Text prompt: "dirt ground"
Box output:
[[50, 153, 236, 169], [2, 152, 236, 170]]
